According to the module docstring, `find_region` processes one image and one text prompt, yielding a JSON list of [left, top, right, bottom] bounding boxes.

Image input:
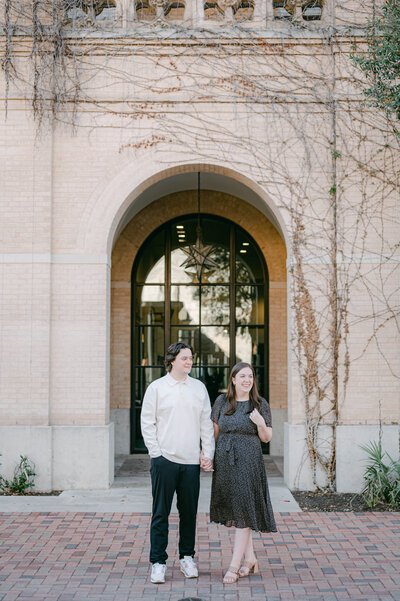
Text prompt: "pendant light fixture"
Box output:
[[180, 172, 218, 282]]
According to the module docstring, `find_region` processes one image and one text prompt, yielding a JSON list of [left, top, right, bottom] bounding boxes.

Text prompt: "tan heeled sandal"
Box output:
[[238, 559, 259, 578], [223, 565, 240, 584]]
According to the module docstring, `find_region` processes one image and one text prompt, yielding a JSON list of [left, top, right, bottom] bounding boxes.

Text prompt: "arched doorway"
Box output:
[[131, 214, 269, 452]]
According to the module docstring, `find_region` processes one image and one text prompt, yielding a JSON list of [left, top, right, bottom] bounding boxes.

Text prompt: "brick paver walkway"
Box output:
[[0, 512, 399, 601]]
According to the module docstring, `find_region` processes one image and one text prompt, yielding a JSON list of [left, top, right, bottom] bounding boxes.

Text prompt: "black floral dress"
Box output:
[[209, 394, 277, 533]]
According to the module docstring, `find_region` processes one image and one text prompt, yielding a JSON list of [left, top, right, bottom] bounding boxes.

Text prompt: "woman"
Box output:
[[210, 362, 277, 584]]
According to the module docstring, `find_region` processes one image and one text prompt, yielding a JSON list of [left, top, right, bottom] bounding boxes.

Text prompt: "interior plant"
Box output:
[[360, 441, 400, 509]]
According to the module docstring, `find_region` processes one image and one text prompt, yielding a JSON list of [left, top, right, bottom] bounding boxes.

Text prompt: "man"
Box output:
[[141, 341, 215, 584]]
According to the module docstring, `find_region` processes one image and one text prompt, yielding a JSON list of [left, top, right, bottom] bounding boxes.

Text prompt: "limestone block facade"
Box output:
[[0, 0, 398, 492]]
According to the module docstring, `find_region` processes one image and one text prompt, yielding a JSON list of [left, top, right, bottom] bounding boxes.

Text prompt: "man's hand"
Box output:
[[200, 450, 214, 472]]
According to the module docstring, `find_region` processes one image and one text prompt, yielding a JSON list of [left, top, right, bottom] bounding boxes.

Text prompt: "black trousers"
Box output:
[[150, 455, 200, 564]]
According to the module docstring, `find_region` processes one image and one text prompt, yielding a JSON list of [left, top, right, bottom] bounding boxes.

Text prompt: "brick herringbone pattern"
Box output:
[[0, 512, 399, 601]]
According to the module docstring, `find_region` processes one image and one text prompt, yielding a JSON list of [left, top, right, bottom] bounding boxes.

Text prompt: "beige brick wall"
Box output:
[[49, 263, 110, 426], [0, 20, 398, 436], [287, 259, 400, 426], [0, 113, 53, 426], [269, 282, 287, 410]]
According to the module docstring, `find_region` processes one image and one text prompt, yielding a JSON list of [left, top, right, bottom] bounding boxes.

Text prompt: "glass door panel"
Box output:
[[135, 285, 165, 325], [235, 326, 264, 365], [171, 248, 197, 284], [136, 228, 165, 284], [201, 247, 230, 283], [235, 229, 264, 284], [171, 219, 198, 283], [201, 285, 230, 325], [200, 217, 230, 283], [200, 366, 230, 402], [235, 285, 264, 325], [135, 366, 165, 399], [171, 285, 200, 325], [200, 326, 230, 365], [253, 367, 265, 398], [135, 326, 165, 366]]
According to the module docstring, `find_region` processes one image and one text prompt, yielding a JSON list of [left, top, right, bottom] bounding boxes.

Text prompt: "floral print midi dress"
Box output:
[[209, 394, 277, 533]]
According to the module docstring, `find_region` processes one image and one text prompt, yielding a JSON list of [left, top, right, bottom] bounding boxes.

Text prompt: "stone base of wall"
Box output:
[[111, 409, 130, 455], [0, 424, 114, 492], [336, 425, 399, 493], [284, 422, 399, 492], [270, 408, 286, 456]]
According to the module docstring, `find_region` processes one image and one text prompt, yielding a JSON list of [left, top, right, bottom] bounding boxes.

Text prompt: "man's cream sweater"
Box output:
[[140, 372, 215, 464]]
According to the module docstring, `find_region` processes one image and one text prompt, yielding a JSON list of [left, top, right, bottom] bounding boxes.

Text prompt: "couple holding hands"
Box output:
[[141, 341, 277, 585]]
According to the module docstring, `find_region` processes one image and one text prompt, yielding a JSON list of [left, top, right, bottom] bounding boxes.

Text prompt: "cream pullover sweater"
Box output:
[[140, 372, 215, 464]]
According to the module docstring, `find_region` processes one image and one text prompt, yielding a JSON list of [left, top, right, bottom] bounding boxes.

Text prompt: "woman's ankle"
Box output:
[[243, 554, 256, 564]]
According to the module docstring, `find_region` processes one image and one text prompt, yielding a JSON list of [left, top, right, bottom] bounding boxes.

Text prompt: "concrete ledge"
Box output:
[[0, 426, 52, 491], [53, 424, 115, 490], [284, 422, 400, 492], [284, 422, 331, 491], [0, 424, 114, 491], [336, 425, 399, 493]]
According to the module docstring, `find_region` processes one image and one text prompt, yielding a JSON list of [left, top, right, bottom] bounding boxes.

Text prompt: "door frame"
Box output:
[[130, 213, 269, 453]]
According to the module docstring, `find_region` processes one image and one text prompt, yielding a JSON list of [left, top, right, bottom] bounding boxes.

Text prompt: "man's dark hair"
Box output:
[[164, 341, 193, 372]]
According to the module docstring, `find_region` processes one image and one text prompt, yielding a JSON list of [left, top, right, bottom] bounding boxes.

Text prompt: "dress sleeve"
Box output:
[[211, 394, 225, 424], [260, 398, 272, 428]]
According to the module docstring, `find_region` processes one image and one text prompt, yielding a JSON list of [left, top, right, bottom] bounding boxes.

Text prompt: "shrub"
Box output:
[[360, 441, 400, 509], [0, 454, 36, 494]]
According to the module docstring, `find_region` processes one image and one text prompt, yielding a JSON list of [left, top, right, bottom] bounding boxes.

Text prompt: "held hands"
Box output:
[[200, 450, 214, 472], [249, 408, 265, 427]]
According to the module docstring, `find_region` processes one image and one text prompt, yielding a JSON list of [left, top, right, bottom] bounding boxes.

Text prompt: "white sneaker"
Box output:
[[150, 563, 166, 584], [180, 556, 198, 578]]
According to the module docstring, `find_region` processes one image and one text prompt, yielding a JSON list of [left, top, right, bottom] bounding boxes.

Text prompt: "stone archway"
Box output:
[[110, 188, 287, 458]]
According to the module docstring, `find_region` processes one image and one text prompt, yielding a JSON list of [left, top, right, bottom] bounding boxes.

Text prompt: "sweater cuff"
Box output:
[[201, 445, 215, 461], [149, 450, 162, 459]]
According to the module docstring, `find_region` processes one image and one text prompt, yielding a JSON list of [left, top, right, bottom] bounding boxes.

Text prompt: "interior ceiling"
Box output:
[[114, 171, 283, 245]]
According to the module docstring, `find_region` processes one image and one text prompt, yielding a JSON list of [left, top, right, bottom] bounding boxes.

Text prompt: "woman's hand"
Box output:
[[250, 409, 272, 443], [249, 408, 265, 427], [200, 450, 214, 472]]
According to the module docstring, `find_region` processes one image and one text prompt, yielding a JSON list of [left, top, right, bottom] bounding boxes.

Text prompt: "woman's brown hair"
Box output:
[[224, 362, 262, 415]]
